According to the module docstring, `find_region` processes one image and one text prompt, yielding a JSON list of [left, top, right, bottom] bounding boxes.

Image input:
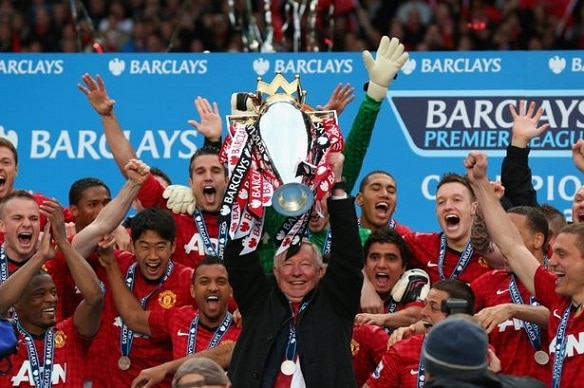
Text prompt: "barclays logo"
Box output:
[[0, 126, 18, 148], [549, 55, 566, 74], [109, 58, 126, 76], [253, 58, 270, 76]]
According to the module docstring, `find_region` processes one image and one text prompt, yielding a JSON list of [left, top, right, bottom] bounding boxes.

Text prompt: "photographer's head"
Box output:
[[273, 239, 325, 303], [422, 316, 488, 382], [172, 356, 231, 388], [420, 280, 475, 330]]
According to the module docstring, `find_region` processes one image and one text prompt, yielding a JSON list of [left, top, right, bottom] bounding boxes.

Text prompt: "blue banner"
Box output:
[[1, 50, 583, 232]]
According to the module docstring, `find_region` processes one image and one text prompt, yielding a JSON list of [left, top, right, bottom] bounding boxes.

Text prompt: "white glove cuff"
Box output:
[[366, 81, 390, 102]]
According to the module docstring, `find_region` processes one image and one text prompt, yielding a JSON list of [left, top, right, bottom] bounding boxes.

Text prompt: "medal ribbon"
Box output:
[[186, 312, 233, 355], [120, 261, 174, 359], [17, 322, 55, 388], [357, 218, 396, 231], [508, 275, 542, 351], [284, 301, 309, 363], [417, 338, 426, 388], [0, 244, 8, 283], [437, 233, 474, 280], [552, 304, 571, 388], [552, 305, 572, 388], [193, 209, 227, 258]]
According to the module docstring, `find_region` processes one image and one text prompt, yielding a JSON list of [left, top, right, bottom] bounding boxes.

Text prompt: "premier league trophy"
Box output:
[[219, 72, 343, 255]]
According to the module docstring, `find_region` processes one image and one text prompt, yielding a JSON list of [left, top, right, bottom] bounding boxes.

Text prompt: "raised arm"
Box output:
[[130, 342, 235, 388], [465, 151, 540, 294], [78, 73, 137, 176], [42, 200, 104, 337], [501, 100, 549, 208], [72, 158, 150, 258], [98, 237, 152, 336], [0, 224, 54, 315], [343, 36, 408, 193]]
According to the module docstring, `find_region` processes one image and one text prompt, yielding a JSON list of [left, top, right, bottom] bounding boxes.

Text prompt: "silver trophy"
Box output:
[[221, 73, 342, 254]]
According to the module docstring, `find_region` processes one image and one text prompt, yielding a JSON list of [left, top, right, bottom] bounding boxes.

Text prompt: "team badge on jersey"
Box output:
[[54, 330, 66, 348], [158, 290, 177, 309]]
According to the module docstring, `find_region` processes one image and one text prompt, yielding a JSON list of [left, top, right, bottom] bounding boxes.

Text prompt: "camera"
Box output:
[[441, 298, 471, 316]]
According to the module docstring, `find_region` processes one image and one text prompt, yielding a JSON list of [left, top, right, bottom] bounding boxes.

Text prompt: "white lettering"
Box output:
[[273, 59, 353, 74], [183, 233, 219, 255], [11, 361, 67, 385], [29, 129, 198, 160]]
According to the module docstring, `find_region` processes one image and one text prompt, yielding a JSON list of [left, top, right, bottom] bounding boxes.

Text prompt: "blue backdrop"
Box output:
[[1, 50, 582, 231]]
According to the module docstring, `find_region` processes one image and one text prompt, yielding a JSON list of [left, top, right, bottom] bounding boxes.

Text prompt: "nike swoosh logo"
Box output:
[[553, 309, 562, 320], [410, 369, 418, 375], [427, 262, 438, 268], [496, 289, 508, 295], [177, 330, 190, 337]]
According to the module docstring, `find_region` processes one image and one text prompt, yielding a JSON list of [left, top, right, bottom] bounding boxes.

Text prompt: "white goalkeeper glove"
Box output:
[[391, 269, 430, 304], [162, 185, 197, 215], [362, 36, 409, 101]]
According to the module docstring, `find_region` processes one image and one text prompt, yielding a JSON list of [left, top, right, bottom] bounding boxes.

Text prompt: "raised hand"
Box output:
[[188, 96, 222, 142], [317, 83, 355, 116], [509, 100, 549, 148], [362, 36, 409, 101], [77, 73, 115, 116], [96, 234, 117, 268], [40, 199, 66, 245], [464, 151, 489, 183], [124, 158, 151, 186]]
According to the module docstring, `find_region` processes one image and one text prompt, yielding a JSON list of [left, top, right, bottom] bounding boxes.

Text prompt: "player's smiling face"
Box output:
[[133, 230, 175, 281], [0, 146, 18, 200], [15, 273, 58, 335], [191, 264, 232, 326], [189, 154, 227, 213], [356, 173, 397, 231]]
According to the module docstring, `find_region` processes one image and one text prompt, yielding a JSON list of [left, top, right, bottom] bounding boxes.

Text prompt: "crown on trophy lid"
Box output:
[[256, 73, 306, 108]]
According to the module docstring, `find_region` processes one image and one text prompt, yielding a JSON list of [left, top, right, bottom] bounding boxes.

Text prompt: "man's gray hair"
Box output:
[[171, 357, 231, 388], [274, 238, 323, 268]]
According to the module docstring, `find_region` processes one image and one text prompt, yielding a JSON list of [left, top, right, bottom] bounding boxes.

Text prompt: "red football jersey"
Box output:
[[137, 174, 221, 268], [472, 269, 550, 383], [365, 334, 425, 388], [403, 232, 490, 284], [87, 254, 194, 388], [351, 324, 389, 387], [149, 305, 241, 359], [535, 266, 584, 386], [0, 319, 89, 387]]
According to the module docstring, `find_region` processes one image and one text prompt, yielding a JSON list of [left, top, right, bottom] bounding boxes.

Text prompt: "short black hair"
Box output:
[[68, 177, 111, 206], [192, 255, 226, 283], [432, 279, 475, 315], [188, 146, 227, 177], [130, 208, 176, 242], [358, 170, 396, 193], [363, 229, 412, 268]]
